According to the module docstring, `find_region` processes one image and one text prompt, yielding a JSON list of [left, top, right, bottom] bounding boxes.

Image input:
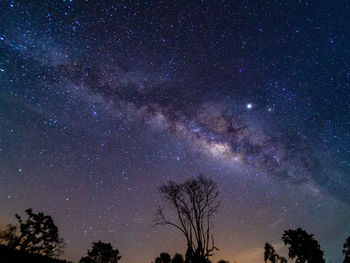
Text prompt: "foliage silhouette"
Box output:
[[0, 224, 18, 248], [343, 236, 350, 263], [282, 228, 324, 263], [155, 252, 172, 263], [155, 174, 220, 263], [264, 243, 287, 263], [172, 253, 185, 263], [79, 240, 121, 263], [0, 208, 64, 257]]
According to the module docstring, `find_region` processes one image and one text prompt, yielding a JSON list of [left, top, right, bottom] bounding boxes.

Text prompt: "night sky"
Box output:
[[0, 1, 350, 262]]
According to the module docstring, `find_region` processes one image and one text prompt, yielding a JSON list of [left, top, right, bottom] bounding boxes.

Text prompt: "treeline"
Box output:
[[1, 175, 350, 263]]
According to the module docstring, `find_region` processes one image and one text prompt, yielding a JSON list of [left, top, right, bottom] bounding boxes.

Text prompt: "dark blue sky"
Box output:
[[0, 1, 349, 262]]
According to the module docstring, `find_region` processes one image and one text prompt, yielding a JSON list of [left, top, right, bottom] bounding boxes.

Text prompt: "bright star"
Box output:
[[246, 103, 253, 109]]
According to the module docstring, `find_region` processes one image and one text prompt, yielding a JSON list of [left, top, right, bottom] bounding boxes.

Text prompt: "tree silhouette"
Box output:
[[282, 228, 324, 263], [155, 174, 220, 263], [264, 243, 287, 263], [155, 252, 171, 263], [79, 240, 121, 263], [343, 236, 350, 263], [172, 253, 185, 263], [264, 243, 277, 263], [0, 208, 64, 257]]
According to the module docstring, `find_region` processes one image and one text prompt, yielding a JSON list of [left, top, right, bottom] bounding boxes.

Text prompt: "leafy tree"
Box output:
[[282, 228, 324, 263], [264, 243, 287, 263], [79, 240, 121, 263], [343, 236, 350, 263], [155, 174, 220, 263], [172, 253, 184, 263], [0, 208, 64, 257]]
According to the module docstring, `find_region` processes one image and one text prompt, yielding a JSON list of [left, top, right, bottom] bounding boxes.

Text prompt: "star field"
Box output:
[[0, 1, 350, 263]]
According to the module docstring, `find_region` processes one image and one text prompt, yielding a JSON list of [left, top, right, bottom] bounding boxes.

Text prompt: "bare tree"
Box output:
[[155, 174, 220, 262]]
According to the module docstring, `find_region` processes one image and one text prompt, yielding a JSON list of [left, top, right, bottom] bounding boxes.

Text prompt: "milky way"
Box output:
[[67, 54, 348, 203], [0, 1, 350, 263]]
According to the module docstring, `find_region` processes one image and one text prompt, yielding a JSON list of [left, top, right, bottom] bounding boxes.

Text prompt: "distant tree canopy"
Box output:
[[282, 228, 325, 263], [0, 208, 64, 257], [79, 240, 121, 263], [155, 174, 220, 263], [343, 236, 350, 263], [264, 243, 287, 263]]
